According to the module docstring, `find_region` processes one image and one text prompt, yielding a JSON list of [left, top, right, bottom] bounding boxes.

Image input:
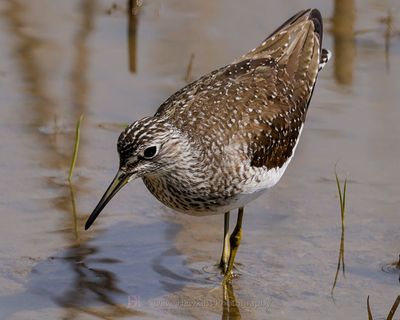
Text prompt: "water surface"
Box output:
[[0, 0, 399, 319]]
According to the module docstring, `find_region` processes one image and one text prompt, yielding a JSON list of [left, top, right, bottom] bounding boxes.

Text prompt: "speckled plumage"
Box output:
[[116, 9, 330, 216]]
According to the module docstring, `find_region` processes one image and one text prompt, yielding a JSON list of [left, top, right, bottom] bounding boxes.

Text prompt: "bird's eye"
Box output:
[[143, 146, 158, 159]]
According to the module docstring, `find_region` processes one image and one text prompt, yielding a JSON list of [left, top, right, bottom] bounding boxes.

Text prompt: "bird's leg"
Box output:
[[224, 207, 244, 281], [219, 211, 230, 273]]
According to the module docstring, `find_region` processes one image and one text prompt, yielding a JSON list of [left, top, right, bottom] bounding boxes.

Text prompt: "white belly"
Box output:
[[239, 124, 304, 196]]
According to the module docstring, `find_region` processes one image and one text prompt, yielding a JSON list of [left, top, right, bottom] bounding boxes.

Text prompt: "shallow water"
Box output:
[[0, 0, 399, 319]]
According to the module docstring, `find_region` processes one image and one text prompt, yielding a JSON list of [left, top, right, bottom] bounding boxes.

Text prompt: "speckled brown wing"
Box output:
[[155, 9, 324, 170]]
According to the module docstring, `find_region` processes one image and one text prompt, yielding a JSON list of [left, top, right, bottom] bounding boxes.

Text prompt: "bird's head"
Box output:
[[117, 117, 180, 177], [85, 116, 181, 230]]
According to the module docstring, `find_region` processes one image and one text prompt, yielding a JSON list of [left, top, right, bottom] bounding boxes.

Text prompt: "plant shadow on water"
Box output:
[[331, 170, 347, 297], [331, 0, 356, 86]]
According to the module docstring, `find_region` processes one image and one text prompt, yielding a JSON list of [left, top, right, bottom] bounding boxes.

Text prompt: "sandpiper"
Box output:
[[85, 9, 330, 280]]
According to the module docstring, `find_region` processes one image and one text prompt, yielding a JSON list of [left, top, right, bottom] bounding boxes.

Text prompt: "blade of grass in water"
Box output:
[[366, 295, 399, 320], [68, 114, 84, 183], [387, 295, 400, 320], [68, 182, 79, 241], [341, 177, 347, 276], [367, 296, 373, 320]]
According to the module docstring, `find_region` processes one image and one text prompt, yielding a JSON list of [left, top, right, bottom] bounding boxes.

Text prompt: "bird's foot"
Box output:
[[223, 270, 233, 284], [222, 269, 241, 284]]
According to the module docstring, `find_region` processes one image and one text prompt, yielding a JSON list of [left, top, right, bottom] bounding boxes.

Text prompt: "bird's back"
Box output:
[[155, 9, 329, 171]]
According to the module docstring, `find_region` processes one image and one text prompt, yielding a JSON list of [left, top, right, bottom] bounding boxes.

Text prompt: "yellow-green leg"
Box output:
[[224, 207, 244, 282], [219, 211, 230, 273]]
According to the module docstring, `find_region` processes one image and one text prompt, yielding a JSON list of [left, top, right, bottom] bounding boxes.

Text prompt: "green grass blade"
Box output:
[[68, 114, 84, 183]]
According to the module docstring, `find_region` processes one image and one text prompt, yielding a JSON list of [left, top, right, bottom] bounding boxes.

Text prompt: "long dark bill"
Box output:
[[85, 170, 130, 230]]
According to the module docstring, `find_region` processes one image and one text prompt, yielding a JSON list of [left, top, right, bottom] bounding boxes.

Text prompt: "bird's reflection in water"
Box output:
[[222, 282, 241, 320], [41, 177, 141, 318], [152, 243, 244, 319], [54, 242, 142, 319]]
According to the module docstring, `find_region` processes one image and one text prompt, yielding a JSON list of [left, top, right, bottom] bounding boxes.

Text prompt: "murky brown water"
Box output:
[[0, 0, 399, 319]]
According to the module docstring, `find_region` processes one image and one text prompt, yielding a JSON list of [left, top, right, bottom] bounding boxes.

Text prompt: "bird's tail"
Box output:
[[239, 9, 331, 71]]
